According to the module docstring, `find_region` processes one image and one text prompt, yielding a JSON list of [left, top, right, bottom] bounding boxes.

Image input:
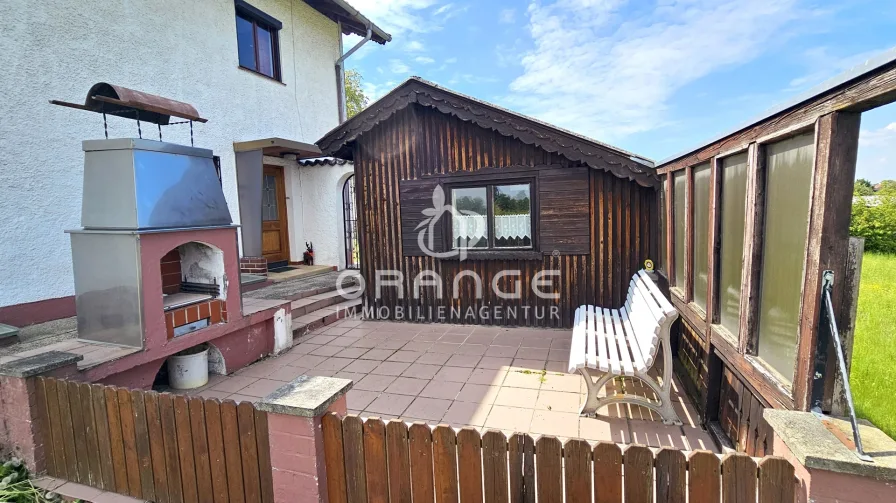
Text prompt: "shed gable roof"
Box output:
[[316, 77, 659, 187]]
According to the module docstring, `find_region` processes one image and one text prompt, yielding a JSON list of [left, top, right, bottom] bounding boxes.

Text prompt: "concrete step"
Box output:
[[290, 285, 362, 318], [292, 298, 362, 339]]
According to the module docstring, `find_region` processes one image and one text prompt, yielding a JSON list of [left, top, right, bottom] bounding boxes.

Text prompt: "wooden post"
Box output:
[[738, 142, 765, 354], [830, 237, 864, 415], [795, 112, 861, 410], [684, 165, 695, 303]]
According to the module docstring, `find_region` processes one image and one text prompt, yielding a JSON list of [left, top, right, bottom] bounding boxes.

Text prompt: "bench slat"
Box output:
[[590, 305, 605, 371], [632, 277, 665, 325], [602, 308, 621, 374], [568, 307, 587, 373], [611, 310, 634, 376], [620, 306, 647, 373], [637, 270, 676, 315], [586, 305, 597, 368]]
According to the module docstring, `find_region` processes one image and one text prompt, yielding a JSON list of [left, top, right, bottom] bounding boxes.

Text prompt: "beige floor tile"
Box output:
[[309, 345, 342, 357], [511, 358, 546, 370], [416, 353, 451, 365], [329, 337, 357, 347], [540, 373, 583, 393], [544, 362, 567, 373], [306, 335, 337, 345], [442, 401, 492, 426], [355, 374, 397, 392], [439, 333, 468, 343], [315, 357, 355, 371], [192, 389, 232, 400], [361, 349, 396, 360], [458, 383, 500, 404], [322, 326, 351, 336], [290, 354, 329, 368], [484, 346, 517, 358], [520, 337, 553, 349], [466, 334, 496, 345], [333, 371, 366, 383], [238, 378, 285, 398], [350, 338, 379, 349], [335, 347, 369, 359], [466, 367, 507, 386], [305, 368, 336, 377], [365, 393, 415, 416], [578, 416, 630, 444], [402, 363, 442, 379], [547, 349, 568, 362], [227, 393, 259, 404], [434, 366, 473, 382], [529, 410, 580, 437], [402, 342, 433, 352], [430, 342, 461, 354], [446, 354, 481, 368], [627, 420, 689, 450], [516, 347, 550, 360], [502, 371, 543, 390], [534, 390, 582, 413], [347, 389, 379, 410], [484, 405, 534, 432], [209, 375, 257, 393], [379, 339, 408, 350], [403, 397, 452, 421], [290, 343, 321, 355], [234, 360, 282, 378], [419, 380, 464, 400], [455, 344, 488, 355], [494, 387, 539, 408], [385, 377, 430, 396], [372, 361, 412, 376]]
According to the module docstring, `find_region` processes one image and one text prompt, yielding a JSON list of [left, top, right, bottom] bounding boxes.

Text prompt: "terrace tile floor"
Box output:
[[176, 319, 719, 452]]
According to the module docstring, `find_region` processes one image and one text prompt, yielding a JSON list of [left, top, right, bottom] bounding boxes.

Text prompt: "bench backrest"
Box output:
[[623, 270, 676, 365]]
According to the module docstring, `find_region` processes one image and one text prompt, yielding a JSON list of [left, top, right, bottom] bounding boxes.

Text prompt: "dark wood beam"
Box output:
[[737, 143, 765, 355]]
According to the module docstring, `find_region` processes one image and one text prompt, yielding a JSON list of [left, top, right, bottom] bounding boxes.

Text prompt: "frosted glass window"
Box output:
[[718, 153, 748, 337], [692, 164, 711, 310], [673, 171, 687, 291], [262, 174, 278, 221], [657, 179, 667, 271], [757, 133, 814, 382]]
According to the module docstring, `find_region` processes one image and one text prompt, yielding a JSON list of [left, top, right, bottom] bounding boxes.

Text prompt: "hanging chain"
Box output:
[[136, 110, 142, 139], [158, 123, 162, 142], [190, 120, 194, 146], [102, 112, 108, 139]]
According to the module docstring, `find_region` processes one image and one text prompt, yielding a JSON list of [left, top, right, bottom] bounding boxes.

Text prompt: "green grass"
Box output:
[[851, 252, 896, 439]]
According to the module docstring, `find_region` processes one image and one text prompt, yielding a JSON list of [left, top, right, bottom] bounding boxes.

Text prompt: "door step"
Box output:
[[292, 298, 362, 339], [290, 286, 362, 318]]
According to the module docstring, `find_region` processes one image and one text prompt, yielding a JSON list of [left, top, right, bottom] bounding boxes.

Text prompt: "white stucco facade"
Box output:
[[0, 0, 353, 309]]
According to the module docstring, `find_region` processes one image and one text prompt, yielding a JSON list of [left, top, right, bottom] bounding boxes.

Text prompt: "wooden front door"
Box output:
[[262, 165, 290, 263]]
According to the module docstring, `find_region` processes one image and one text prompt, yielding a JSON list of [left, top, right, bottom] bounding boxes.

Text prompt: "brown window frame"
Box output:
[[235, 0, 283, 82], [446, 179, 536, 251]]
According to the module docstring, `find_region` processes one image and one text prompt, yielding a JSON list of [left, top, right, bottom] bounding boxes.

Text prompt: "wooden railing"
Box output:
[[322, 413, 796, 503], [34, 377, 274, 503]]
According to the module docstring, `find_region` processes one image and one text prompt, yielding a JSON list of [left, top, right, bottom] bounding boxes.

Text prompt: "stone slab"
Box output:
[[256, 375, 352, 417], [764, 409, 896, 481], [0, 350, 83, 377]]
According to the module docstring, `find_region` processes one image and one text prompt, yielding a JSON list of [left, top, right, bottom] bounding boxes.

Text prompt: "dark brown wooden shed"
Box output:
[[318, 77, 659, 328]]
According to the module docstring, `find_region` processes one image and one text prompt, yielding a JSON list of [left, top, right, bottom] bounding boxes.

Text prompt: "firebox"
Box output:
[[67, 138, 239, 349]]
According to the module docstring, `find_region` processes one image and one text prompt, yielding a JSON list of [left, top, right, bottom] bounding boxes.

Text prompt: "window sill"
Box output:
[[238, 66, 286, 85], [443, 250, 543, 261]]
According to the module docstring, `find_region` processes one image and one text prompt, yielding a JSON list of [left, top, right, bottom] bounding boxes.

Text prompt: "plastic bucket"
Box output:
[[167, 348, 209, 390]]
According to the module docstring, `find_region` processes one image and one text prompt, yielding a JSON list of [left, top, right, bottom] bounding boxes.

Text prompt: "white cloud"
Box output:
[[787, 47, 887, 93], [415, 56, 436, 64], [857, 122, 896, 182], [345, 0, 446, 34], [389, 59, 412, 74], [506, 0, 808, 142], [363, 80, 399, 102], [405, 40, 426, 52], [499, 8, 517, 24]]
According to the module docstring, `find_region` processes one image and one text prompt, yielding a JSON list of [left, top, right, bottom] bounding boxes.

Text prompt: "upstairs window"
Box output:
[[451, 183, 533, 250], [235, 1, 282, 81]]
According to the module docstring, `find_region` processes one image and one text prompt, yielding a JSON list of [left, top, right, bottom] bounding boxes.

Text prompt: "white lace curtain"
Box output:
[[452, 214, 531, 240]]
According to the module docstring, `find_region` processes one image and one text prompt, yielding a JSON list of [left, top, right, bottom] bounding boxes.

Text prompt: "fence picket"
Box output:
[[385, 420, 412, 503], [688, 450, 720, 503], [457, 427, 484, 503], [42, 379, 66, 479], [160, 393, 185, 503], [57, 379, 78, 482], [758, 457, 794, 503], [721, 453, 757, 503], [508, 433, 535, 503], [131, 389, 156, 501], [91, 384, 116, 493], [220, 400, 245, 503], [105, 387, 129, 494], [144, 391, 171, 503], [203, 399, 229, 503], [535, 436, 562, 503], [482, 430, 508, 503], [188, 397, 213, 503], [623, 445, 654, 503], [409, 422, 436, 503], [322, 413, 349, 503], [593, 442, 622, 503], [68, 381, 90, 485], [363, 418, 389, 502], [79, 383, 101, 490], [33, 379, 57, 478], [343, 415, 368, 503], [237, 401, 262, 503], [432, 425, 459, 503], [564, 439, 591, 503], [174, 395, 199, 503], [656, 448, 686, 503], [254, 408, 275, 503]]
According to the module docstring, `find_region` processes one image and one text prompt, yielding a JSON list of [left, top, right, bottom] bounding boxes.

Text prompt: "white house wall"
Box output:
[[0, 0, 341, 308]]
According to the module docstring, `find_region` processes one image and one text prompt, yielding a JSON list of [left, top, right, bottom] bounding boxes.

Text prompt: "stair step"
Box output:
[[292, 298, 362, 339], [290, 286, 362, 318]]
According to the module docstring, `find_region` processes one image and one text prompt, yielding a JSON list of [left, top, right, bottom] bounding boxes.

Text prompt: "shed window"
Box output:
[[235, 1, 282, 81], [451, 183, 532, 249], [692, 163, 711, 311], [756, 133, 814, 382], [672, 171, 687, 291], [717, 153, 748, 337]]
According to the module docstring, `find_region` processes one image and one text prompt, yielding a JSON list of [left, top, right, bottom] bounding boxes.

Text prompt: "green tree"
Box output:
[[851, 195, 896, 253], [855, 178, 875, 196], [345, 69, 368, 118], [878, 180, 896, 196]]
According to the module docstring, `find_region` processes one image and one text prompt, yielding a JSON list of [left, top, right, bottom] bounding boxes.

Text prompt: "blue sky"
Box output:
[[344, 0, 896, 182]]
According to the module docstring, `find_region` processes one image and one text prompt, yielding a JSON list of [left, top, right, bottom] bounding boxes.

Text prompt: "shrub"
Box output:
[[851, 195, 896, 253]]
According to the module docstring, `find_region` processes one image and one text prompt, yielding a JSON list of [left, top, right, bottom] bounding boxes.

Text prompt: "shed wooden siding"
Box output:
[[352, 105, 656, 328]]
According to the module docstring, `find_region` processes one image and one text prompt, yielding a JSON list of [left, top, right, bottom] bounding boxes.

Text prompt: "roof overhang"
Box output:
[[305, 0, 391, 44], [233, 137, 322, 158]]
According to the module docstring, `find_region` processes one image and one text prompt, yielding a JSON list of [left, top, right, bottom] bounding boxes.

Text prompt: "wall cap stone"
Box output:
[[0, 351, 82, 377], [764, 409, 896, 481], [256, 375, 352, 417]]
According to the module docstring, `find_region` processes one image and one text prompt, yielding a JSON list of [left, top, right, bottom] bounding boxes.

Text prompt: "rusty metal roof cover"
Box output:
[[50, 82, 207, 125]]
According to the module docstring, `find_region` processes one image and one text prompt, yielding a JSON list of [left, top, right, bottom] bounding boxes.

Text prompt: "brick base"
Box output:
[[0, 375, 42, 470], [240, 256, 268, 276]]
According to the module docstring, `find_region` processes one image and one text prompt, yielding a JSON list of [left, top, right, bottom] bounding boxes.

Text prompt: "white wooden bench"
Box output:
[[568, 270, 681, 425]]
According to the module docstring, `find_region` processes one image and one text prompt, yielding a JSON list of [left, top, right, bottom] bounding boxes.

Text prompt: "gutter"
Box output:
[[336, 22, 372, 123]]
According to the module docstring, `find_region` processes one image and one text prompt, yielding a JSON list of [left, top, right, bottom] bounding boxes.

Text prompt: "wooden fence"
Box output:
[[33, 377, 274, 503], [321, 414, 796, 503]]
